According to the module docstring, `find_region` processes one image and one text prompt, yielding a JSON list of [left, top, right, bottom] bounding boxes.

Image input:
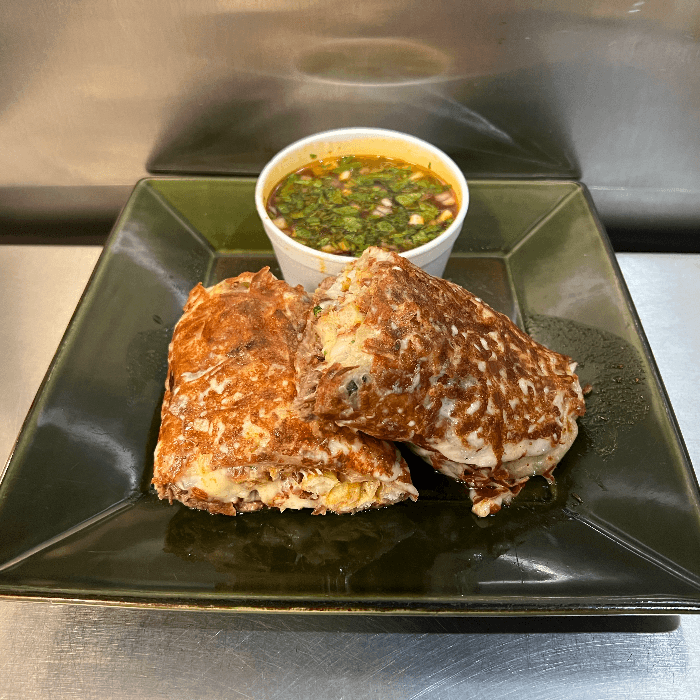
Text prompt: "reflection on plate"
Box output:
[[164, 503, 418, 594], [0, 178, 698, 613]]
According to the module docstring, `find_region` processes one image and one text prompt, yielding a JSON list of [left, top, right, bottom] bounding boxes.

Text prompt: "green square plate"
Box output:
[[1, 178, 699, 614]]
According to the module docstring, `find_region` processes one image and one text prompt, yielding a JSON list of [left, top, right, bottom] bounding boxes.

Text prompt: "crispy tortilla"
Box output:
[[296, 248, 585, 516], [153, 268, 417, 515]]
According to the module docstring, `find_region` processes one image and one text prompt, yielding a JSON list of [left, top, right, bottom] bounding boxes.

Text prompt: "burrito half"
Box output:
[[296, 248, 585, 516], [153, 268, 417, 516]]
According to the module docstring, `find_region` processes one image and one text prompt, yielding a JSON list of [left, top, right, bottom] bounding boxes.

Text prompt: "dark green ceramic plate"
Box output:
[[1, 178, 699, 614]]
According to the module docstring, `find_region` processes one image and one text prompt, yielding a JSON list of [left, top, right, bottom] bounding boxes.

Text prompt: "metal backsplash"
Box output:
[[1, 1, 699, 245]]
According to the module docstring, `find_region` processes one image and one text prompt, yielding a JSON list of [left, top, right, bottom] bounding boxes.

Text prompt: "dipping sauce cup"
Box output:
[[255, 127, 469, 291]]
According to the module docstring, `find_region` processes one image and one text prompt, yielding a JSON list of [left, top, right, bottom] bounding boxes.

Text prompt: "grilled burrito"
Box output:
[[296, 248, 586, 516], [153, 268, 417, 516]]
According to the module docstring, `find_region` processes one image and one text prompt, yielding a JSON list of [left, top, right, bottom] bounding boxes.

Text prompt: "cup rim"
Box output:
[[254, 127, 469, 265]]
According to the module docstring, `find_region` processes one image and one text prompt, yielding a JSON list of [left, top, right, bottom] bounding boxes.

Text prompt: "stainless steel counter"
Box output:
[[1, 247, 699, 698]]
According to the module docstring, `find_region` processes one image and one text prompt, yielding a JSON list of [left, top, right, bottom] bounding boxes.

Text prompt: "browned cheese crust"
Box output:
[[296, 248, 586, 516], [153, 268, 416, 516]]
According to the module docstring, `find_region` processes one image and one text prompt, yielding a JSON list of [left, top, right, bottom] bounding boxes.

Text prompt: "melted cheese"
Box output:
[[178, 464, 411, 515]]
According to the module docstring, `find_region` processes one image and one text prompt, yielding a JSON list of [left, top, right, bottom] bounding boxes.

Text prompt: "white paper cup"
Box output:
[[255, 128, 469, 291]]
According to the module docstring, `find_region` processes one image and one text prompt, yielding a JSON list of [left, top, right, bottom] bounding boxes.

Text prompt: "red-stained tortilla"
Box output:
[[153, 268, 417, 516], [296, 248, 586, 516]]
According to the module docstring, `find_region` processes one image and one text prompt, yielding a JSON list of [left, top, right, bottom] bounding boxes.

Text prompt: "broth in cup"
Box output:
[[265, 155, 459, 257]]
